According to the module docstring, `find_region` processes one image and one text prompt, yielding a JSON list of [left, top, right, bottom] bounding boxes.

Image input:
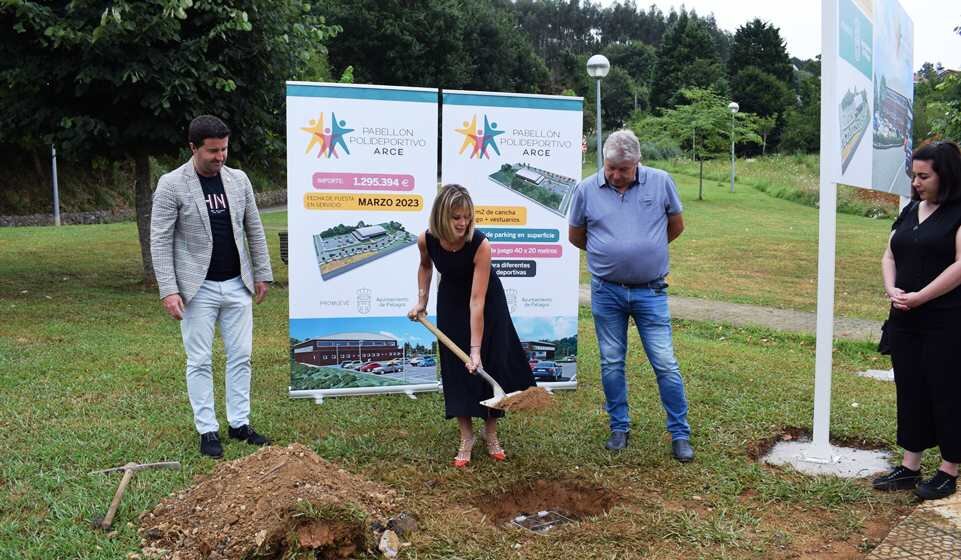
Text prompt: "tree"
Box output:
[[731, 66, 794, 119], [780, 74, 821, 153], [326, 0, 549, 93], [730, 65, 794, 152], [604, 40, 656, 97], [728, 20, 794, 152], [630, 87, 761, 157], [928, 74, 961, 142], [924, 24, 961, 153], [728, 19, 794, 85], [584, 66, 638, 132], [755, 115, 778, 155], [0, 0, 338, 283], [650, 11, 725, 109]]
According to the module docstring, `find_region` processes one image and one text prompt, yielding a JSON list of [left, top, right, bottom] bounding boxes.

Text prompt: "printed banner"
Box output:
[[286, 83, 441, 397], [441, 90, 583, 386], [826, 0, 914, 195]]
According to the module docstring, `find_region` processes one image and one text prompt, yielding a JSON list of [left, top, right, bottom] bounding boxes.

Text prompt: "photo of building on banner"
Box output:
[[441, 90, 583, 388], [285, 83, 441, 400], [831, 0, 914, 195]]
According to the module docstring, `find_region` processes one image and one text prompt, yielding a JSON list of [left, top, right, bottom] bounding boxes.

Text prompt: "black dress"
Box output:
[[887, 200, 961, 462], [425, 230, 535, 419]]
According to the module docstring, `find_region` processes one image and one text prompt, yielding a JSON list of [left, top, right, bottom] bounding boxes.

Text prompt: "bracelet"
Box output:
[[470, 345, 481, 348]]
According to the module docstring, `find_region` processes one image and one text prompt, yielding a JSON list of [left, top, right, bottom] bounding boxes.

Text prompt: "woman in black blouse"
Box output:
[[873, 141, 961, 500]]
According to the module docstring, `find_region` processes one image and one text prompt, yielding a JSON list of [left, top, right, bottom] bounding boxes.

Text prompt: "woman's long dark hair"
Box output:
[[911, 141, 961, 203]]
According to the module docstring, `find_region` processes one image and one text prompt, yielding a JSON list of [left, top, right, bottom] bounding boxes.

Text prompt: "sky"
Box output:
[[602, 1, 961, 70]]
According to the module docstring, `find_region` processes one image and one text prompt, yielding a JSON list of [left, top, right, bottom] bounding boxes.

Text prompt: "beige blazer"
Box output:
[[150, 160, 273, 303]]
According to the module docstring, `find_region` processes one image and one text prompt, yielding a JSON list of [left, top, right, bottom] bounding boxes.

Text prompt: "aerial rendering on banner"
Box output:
[[313, 221, 417, 281]]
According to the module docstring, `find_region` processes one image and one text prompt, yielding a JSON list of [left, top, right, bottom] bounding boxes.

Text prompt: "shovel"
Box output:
[[416, 314, 550, 410]]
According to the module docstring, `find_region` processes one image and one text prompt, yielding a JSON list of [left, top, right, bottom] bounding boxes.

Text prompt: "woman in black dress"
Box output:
[[407, 184, 535, 468], [873, 141, 961, 500]]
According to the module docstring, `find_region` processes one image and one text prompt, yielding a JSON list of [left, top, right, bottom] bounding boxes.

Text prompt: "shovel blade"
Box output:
[[480, 390, 524, 410]]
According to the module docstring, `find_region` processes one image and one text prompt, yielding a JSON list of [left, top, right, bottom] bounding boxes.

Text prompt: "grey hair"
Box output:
[[603, 130, 641, 164]]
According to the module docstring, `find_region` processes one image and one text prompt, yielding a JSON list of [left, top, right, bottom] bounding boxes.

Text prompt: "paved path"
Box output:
[[867, 492, 961, 559], [578, 286, 882, 342]]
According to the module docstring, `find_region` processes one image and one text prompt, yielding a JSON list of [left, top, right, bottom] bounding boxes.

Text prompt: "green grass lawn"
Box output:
[[0, 205, 921, 559]]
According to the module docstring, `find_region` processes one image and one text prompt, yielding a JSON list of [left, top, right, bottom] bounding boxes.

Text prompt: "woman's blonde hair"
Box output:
[[429, 184, 475, 243]]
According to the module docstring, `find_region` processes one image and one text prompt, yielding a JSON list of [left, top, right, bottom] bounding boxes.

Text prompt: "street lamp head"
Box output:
[[728, 101, 740, 114], [586, 54, 611, 79]]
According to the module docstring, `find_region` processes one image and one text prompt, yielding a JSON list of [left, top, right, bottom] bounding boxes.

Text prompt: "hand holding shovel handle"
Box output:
[[415, 314, 507, 406]]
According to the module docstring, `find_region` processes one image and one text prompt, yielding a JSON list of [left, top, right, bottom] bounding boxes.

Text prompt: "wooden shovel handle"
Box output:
[[416, 314, 471, 364]]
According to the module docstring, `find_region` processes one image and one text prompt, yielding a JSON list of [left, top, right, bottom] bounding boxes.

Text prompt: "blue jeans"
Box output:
[[590, 276, 691, 440]]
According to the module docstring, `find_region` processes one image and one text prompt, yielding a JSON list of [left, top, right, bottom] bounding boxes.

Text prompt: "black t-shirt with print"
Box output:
[[198, 173, 241, 281]]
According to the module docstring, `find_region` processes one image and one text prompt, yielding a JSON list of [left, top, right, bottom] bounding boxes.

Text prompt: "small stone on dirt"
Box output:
[[386, 512, 417, 537], [378, 529, 399, 558]]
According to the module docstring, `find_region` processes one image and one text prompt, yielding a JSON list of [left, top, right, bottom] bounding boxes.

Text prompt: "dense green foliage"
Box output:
[[0, 0, 338, 164], [0, 0, 340, 280], [2, 2, 958, 222], [326, 0, 550, 93], [629, 88, 762, 159], [650, 11, 726, 109]]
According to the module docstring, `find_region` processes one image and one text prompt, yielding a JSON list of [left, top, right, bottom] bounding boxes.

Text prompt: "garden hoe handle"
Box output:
[[415, 314, 506, 401], [99, 462, 136, 530]]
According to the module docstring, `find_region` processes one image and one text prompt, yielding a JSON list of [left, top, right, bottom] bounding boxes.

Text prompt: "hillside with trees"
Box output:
[[1, 1, 958, 279]]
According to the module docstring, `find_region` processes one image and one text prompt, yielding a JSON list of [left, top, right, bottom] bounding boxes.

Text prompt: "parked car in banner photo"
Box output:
[[358, 361, 383, 373], [532, 360, 563, 382], [373, 360, 404, 374], [417, 356, 436, 367]]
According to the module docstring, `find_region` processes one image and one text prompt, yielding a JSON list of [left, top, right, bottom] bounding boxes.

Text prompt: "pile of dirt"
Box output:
[[138, 444, 397, 559], [498, 386, 553, 412]]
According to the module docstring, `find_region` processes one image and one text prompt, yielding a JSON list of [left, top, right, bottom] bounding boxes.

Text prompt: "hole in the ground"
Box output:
[[473, 479, 616, 527]]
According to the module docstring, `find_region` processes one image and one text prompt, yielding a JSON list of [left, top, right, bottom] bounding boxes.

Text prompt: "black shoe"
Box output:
[[228, 424, 270, 446], [872, 465, 922, 491], [200, 431, 223, 458], [672, 439, 695, 463], [915, 470, 957, 500], [605, 431, 629, 451]]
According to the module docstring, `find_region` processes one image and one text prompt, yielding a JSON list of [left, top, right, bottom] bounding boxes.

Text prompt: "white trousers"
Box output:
[[180, 277, 253, 434]]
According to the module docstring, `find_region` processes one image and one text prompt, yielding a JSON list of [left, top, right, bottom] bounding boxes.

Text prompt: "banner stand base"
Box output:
[[290, 384, 441, 406], [762, 440, 890, 478]]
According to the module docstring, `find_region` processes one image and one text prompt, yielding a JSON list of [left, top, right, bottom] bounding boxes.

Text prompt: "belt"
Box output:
[[599, 276, 668, 289]]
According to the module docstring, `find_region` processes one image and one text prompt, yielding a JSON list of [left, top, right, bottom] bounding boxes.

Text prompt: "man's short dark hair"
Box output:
[[188, 115, 230, 148], [912, 140, 961, 204]]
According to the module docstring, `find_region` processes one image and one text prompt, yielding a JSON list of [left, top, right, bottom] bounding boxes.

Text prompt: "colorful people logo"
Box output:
[[301, 113, 354, 158], [454, 114, 504, 159]]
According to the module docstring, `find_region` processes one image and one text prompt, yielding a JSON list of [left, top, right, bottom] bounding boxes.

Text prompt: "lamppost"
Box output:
[[586, 54, 611, 172], [728, 101, 739, 193]]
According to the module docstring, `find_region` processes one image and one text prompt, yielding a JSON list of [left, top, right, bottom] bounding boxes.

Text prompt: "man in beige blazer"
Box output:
[[151, 115, 273, 458]]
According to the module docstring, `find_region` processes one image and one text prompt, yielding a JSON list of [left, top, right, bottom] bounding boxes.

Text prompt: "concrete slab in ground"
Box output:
[[762, 441, 891, 478], [868, 491, 961, 559], [859, 369, 895, 382]]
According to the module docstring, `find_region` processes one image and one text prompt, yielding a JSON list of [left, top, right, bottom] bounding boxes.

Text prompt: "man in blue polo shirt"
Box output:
[[568, 129, 693, 462]]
